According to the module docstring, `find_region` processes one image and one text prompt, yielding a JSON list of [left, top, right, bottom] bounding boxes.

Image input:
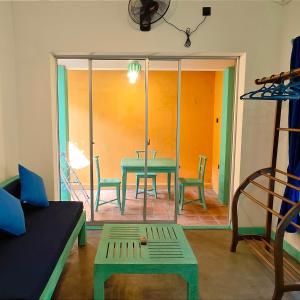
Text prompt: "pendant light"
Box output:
[[127, 61, 141, 84]]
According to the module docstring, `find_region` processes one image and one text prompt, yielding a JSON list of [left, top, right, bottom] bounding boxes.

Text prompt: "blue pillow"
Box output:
[[0, 188, 26, 236], [19, 164, 49, 207]]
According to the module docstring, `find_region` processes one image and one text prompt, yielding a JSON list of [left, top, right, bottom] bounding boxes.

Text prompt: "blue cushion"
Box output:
[[0, 188, 26, 236], [19, 164, 49, 207]]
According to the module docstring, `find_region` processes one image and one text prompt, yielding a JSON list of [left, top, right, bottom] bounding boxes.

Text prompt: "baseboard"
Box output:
[[87, 225, 103, 230], [271, 232, 300, 263], [238, 226, 265, 235], [237, 227, 300, 264], [183, 225, 231, 230]]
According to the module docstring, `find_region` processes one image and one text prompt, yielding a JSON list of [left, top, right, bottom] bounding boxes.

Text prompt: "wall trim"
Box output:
[[0, 175, 19, 188], [236, 227, 300, 264], [87, 225, 102, 230], [271, 232, 300, 263], [183, 225, 230, 230], [238, 226, 265, 235]]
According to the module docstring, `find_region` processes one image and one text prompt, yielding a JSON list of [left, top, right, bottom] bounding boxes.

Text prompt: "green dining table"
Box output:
[[121, 158, 177, 214]]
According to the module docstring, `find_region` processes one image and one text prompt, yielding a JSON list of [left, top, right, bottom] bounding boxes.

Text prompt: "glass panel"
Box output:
[[57, 59, 92, 221], [146, 60, 178, 221], [177, 59, 230, 226], [92, 59, 146, 222]]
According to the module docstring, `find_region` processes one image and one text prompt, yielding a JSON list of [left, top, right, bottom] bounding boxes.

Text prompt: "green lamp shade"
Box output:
[[127, 61, 141, 84]]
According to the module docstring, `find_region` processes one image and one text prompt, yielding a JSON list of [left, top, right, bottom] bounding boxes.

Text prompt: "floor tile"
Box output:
[[76, 187, 229, 226]]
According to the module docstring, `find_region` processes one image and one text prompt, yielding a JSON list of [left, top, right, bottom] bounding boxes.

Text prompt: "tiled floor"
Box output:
[[76, 186, 228, 226], [177, 188, 228, 226]]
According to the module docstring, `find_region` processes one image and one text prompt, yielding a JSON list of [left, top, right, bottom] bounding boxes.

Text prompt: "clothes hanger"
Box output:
[[240, 72, 300, 101], [279, 71, 300, 100]]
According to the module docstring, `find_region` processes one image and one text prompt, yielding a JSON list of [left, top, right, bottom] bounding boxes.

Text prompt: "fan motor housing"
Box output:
[[128, 0, 171, 32]]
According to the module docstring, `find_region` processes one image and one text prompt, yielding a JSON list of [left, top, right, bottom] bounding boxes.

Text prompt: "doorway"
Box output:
[[177, 60, 235, 226], [55, 56, 237, 226]]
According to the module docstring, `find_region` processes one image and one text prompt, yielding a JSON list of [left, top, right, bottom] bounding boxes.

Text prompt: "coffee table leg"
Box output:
[[94, 270, 105, 300], [182, 267, 199, 300], [187, 279, 199, 300]]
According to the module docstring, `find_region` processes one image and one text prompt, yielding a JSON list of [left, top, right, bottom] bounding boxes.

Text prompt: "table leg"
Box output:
[[94, 270, 105, 300], [121, 169, 127, 215], [187, 279, 199, 300], [167, 172, 171, 200], [174, 170, 180, 215], [182, 268, 199, 300]]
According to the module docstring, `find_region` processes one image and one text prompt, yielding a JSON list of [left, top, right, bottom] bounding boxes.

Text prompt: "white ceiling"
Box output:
[[57, 58, 236, 71]]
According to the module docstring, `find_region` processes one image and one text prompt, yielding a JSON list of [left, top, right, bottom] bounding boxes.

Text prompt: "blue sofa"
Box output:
[[0, 177, 86, 300]]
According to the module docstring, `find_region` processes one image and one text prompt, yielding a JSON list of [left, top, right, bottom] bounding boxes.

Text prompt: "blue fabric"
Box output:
[[0, 201, 83, 299], [280, 36, 300, 233], [0, 188, 26, 236], [19, 164, 49, 207]]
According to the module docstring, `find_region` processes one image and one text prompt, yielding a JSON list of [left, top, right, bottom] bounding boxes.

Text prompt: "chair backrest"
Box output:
[[94, 155, 101, 183], [198, 155, 207, 182], [135, 150, 157, 159]]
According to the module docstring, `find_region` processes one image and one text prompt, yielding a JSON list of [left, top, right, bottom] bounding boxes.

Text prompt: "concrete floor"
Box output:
[[53, 230, 300, 300]]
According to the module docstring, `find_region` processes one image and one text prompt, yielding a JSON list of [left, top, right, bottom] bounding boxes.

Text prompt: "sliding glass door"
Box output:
[[146, 59, 180, 221], [57, 57, 181, 224], [57, 59, 92, 220], [91, 59, 147, 222]]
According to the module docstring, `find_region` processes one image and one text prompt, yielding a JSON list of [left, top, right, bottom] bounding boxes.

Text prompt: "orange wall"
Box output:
[[211, 71, 224, 193], [67, 70, 216, 186], [180, 71, 215, 183]]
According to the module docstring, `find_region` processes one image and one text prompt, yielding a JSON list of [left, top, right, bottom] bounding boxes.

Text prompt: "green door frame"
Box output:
[[57, 65, 70, 201], [218, 67, 235, 204]]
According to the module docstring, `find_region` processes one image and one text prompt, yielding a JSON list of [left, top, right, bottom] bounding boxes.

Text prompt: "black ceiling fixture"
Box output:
[[128, 1, 211, 48], [128, 0, 171, 32]]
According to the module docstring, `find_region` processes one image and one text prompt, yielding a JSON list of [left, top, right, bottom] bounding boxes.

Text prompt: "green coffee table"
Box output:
[[94, 224, 199, 300]]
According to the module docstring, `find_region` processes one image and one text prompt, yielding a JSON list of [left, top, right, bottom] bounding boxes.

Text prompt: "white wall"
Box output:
[[5, 0, 296, 227], [0, 2, 19, 181]]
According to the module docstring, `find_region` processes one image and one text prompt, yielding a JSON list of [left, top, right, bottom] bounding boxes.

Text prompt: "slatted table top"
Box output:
[[95, 224, 198, 265]]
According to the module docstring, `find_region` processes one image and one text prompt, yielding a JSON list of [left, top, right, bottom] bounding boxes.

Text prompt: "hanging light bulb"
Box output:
[[127, 61, 141, 84]]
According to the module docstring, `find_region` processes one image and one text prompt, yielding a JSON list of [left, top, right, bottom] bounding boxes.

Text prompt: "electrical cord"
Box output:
[[156, 11, 207, 47]]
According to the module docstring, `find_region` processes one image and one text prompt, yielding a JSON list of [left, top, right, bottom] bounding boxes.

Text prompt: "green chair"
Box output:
[[94, 156, 121, 212], [135, 150, 158, 198], [179, 155, 207, 211]]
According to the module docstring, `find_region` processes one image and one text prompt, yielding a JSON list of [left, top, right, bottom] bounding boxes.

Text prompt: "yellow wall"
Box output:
[[211, 71, 224, 193], [67, 70, 218, 186], [180, 71, 215, 183]]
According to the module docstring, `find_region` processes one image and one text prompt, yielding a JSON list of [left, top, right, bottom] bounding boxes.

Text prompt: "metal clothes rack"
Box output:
[[231, 68, 300, 300], [60, 153, 90, 205]]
